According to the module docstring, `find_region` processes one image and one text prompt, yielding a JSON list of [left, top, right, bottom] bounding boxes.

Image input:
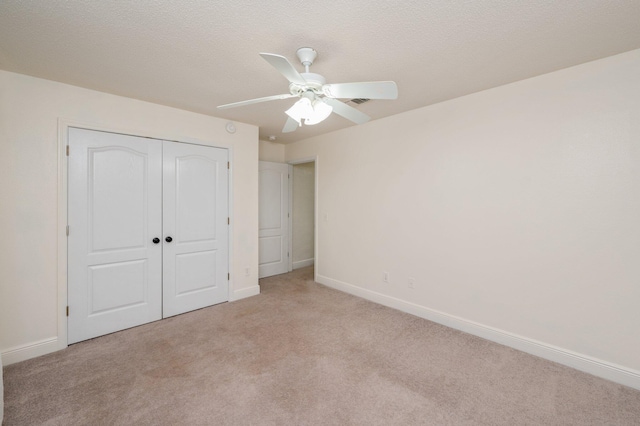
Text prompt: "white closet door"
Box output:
[[162, 141, 229, 317], [258, 161, 290, 278], [68, 128, 162, 344]]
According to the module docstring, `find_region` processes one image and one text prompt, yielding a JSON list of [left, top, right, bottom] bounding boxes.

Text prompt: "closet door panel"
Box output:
[[162, 141, 229, 317], [68, 128, 162, 344]]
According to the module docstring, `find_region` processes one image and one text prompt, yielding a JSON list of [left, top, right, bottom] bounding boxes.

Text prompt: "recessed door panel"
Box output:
[[68, 128, 162, 344], [176, 156, 218, 243], [259, 169, 284, 231], [259, 236, 283, 265], [89, 148, 147, 252], [89, 260, 147, 315], [163, 141, 228, 317], [175, 250, 217, 295]]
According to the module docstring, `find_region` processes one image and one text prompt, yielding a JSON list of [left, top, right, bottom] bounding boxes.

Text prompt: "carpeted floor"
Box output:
[[3, 266, 640, 425]]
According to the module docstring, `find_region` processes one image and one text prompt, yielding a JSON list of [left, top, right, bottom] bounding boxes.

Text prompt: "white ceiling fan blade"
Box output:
[[217, 93, 297, 109], [282, 116, 299, 133], [259, 53, 307, 86], [322, 98, 371, 124], [323, 81, 398, 100]]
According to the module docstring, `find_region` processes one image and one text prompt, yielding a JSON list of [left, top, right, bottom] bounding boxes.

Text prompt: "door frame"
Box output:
[[57, 118, 234, 349], [288, 163, 294, 272], [287, 156, 319, 283]]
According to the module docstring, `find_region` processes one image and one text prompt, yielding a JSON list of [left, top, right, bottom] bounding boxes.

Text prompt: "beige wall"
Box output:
[[286, 49, 640, 384], [259, 140, 285, 162], [292, 162, 315, 267], [0, 70, 259, 364]]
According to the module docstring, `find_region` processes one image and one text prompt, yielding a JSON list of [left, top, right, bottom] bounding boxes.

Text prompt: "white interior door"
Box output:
[[69, 128, 230, 343], [259, 161, 290, 278], [162, 142, 229, 317], [68, 128, 162, 344]]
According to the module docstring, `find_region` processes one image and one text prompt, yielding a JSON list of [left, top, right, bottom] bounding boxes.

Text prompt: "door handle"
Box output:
[[165, 236, 173, 243], [152, 237, 160, 244]]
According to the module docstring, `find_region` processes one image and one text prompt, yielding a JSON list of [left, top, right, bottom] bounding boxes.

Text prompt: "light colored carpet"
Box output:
[[3, 266, 640, 425]]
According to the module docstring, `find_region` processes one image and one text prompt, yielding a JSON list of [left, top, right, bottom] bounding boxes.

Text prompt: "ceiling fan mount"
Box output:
[[218, 47, 398, 133], [296, 47, 318, 68]]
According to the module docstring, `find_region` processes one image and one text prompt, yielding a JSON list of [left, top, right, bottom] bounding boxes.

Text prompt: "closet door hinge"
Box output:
[[66, 145, 69, 156], [66, 306, 69, 317], [227, 217, 230, 225], [227, 273, 230, 280], [227, 162, 230, 169], [66, 225, 69, 236]]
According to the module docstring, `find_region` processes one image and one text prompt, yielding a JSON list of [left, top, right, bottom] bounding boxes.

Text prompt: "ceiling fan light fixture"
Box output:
[[285, 92, 332, 126], [285, 96, 313, 126], [304, 100, 333, 125]]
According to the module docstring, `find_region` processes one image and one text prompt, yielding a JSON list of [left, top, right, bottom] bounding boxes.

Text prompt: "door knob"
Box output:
[[165, 236, 173, 243], [152, 237, 160, 244]]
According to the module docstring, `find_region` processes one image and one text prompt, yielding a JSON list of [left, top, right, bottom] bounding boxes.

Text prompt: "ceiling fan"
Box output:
[[217, 47, 398, 133]]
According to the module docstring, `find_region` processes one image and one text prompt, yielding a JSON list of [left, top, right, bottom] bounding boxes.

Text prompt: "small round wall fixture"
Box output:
[[225, 121, 236, 134]]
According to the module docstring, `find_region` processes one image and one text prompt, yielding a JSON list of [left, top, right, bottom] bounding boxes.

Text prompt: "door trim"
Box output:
[[287, 164, 293, 272], [287, 156, 319, 284], [57, 118, 234, 349]]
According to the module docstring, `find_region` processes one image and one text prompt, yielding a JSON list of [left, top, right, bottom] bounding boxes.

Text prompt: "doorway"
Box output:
[[258, 159, 316, 278]]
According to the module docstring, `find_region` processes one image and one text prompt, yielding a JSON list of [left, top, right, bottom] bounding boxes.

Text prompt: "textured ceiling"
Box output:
[[1, 1, 640, 144]]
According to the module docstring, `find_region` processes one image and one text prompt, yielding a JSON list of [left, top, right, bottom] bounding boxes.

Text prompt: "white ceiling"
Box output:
[[1, 1, 640, 144]]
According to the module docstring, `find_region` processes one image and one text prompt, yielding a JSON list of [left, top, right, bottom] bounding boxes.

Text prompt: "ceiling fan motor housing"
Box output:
[[289, 72, 326, 95]]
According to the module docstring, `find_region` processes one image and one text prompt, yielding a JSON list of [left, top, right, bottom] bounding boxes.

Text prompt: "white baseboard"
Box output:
[[1, 287, 261, 366], [293, 258, 314, 270], [2, 287, 262, 365], [1, 337, 63, 366], [231, 285, 260, 301], [316, 274, 640, 391]]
